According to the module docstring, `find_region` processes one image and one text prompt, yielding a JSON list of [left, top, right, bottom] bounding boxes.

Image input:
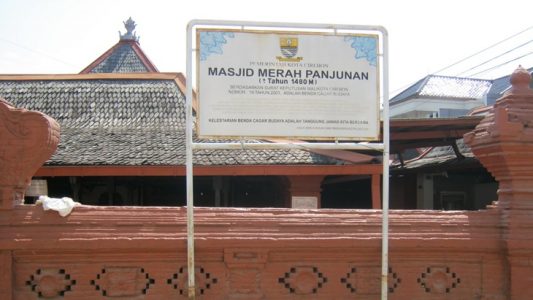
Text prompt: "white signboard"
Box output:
[[291, 196, 318, 209], [197, 30, 379, 140]]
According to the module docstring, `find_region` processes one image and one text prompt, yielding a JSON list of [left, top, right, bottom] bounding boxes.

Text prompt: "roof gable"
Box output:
[[80, 18, 158, 74], [80, 40, 158, 74]]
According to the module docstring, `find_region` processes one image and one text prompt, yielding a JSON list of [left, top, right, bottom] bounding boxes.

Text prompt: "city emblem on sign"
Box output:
[[276, 37, 303, 62]]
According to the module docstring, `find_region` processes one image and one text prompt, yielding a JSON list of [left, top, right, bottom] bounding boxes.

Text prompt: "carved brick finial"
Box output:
[[464, 66, 533, 210], [464, 65, 533, 300], [0, 99, 60, 209], [505, 65, 533, 96]]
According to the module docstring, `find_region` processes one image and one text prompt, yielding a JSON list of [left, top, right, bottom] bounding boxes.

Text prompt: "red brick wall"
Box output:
[[0, 206, 506, 299]]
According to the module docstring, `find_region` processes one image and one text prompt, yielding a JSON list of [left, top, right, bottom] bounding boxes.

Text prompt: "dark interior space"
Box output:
[[321, 176, 372, 209]]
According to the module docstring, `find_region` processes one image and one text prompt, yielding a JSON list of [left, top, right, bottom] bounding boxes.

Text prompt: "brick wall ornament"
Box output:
[[90, 267, 155, 297], [388, 266, 401, 293], [278, 266, 328, 295], [0, 99, 60, 209], [166, 265, 218, 297], [25, 268, 76, 298], [340, 265, 401, 295], [417, 266, 460, 294], [340, 266, 358, 294]]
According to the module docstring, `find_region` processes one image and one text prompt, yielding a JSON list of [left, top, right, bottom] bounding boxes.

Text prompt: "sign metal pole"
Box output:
[[185, 21, 196, 300], [380, 27, 390, 300]]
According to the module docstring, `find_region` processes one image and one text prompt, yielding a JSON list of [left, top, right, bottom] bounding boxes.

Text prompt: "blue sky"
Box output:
[[1, 0, 531, 96]]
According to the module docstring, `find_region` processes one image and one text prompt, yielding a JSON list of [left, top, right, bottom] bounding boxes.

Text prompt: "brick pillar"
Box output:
[[464, 66, 533, 300], [224, 248, 268, 299], [0, 99, 60, 209], [287, 175, 324, 208]]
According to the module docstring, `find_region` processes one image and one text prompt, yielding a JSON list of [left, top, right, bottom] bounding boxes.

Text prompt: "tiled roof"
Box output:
[[392, 139, 477, 170], [88, 43, 148, 73], [389, 77, 426, 103], [390, 75, 492, 104], [422, 139, 472, 159], [80, 41, 158, 74], [80, 18, 158, 74], [0, 78, 182, 128], [0, 74, 341, 167]]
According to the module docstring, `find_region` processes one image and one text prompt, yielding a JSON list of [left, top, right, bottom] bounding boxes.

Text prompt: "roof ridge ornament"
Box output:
[[119, 17, 140, 42], [505, 65, 533, 96]]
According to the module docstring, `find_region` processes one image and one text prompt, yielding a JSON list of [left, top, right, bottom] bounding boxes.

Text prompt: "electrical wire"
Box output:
[[433, 26, 533, 75], [468, 51, 533, 77], [456, 39, 533, 76], [389, 26, 533, 98], [0, 37, 76, 67]]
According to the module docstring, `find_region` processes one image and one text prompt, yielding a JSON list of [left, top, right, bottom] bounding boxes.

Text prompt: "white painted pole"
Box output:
[[380, 27, 390, 300], [185, 21, 196, 300]]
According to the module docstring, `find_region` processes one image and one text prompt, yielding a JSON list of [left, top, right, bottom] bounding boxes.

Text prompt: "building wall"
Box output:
[[390, 97, 484, 119]]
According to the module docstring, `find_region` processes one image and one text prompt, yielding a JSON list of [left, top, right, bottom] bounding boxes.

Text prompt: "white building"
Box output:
[[389, 75, 492, 119]]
